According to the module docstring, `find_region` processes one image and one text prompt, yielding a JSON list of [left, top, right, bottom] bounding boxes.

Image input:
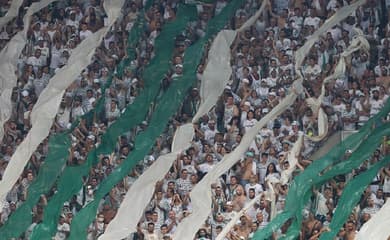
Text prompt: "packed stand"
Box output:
[[1, 0, 390, 240], [122, 1, 390, 240]]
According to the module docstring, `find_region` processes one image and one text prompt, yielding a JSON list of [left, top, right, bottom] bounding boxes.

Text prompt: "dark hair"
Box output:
[[266, 162, 279, 176]]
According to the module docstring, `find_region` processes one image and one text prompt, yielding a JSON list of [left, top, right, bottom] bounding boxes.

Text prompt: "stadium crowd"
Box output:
[[0, 0, 390, 240]]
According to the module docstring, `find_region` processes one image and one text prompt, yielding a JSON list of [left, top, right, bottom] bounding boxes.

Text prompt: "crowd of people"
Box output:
[[0, 0, 390, 240]]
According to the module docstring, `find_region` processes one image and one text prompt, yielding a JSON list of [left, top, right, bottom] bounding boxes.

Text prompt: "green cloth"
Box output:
[[253, 99, 390, 240]]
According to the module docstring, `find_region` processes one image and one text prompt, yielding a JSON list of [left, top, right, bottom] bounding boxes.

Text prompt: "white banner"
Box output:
[[356, 198, 390, 240], [0, 0, 58, 141], [0, 0, 24, 30]]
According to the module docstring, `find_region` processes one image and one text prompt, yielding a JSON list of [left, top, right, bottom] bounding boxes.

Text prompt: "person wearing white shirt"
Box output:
[[33, 38, 49, 66], [341, 102, 358, 131], [50, 42, 64, 71], [303, 57, 321, 80], [26, 49, 45, 73], [204, 120, 218, 145], [198, 154, 216, 175], [369, 89, 384, 117], [140, 222, 159, 240], [303, 9, 321, 29], [332, 96, 346, 115], [54, 216, 70, 240], [66, 11, 79, 28], [79, 22, 93, 41], [245, 175, 263, 196]]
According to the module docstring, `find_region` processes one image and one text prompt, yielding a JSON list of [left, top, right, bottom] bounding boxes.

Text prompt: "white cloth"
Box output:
[[0, 0, 24, 30]]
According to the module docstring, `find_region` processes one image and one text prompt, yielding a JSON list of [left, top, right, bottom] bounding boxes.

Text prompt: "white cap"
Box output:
[[22, 90, 29, 97], [87, 135, 95, 141], [93, 78, 100, 83], [242, 78, 250, 84], [244, 101, 251, 107]]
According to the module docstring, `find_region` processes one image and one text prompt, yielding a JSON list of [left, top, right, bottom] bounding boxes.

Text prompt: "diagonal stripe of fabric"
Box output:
[[65, 2, 245, 239], [0, 0, 24, 30], [318, 156, 390, 240], [252, 101, 390, 239], [0, 0, 58, 141], [0, 133, 71, 239], [356, 196, 390, 239], [279, 123, 390, 240], [29, 4, 198, 240], [0, 0, 123, 216], [192, 0, 269, 124]]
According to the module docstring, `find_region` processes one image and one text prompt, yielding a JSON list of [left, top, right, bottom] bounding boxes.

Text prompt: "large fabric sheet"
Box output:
[[0, 0, 24, 30], [193, 29, 236, 122], [0, 133, 71, 239], [356, 199, 390, 240], [193, 0, 269, 123], [319, 156, 390, 240]]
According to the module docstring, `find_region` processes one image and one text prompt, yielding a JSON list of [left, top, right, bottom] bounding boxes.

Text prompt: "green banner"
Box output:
[[319, 155, 390, 240], [253, 99, 390, 240], [0, 133, 70, 239]]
